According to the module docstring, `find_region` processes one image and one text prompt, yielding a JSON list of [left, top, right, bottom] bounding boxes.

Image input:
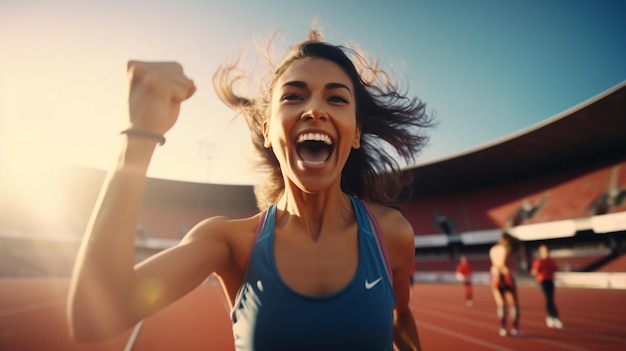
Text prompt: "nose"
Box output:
[[301, 98, 328, 121]]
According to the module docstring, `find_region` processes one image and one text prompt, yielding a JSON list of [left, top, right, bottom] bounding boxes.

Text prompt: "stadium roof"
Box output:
[[56, 81, 625, 207], [408, 81, 626, 197]]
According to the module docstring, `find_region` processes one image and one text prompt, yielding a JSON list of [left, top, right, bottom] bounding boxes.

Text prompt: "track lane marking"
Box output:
[[414, 305, 597, 351], [416, 320, 514, 351], [0, 300, 63, 317]]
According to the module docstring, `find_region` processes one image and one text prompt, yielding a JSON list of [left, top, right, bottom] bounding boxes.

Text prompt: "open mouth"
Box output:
[[296, 132, 334, 166]]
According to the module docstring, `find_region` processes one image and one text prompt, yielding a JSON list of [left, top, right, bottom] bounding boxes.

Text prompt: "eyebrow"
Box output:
[[282, 80, 353, 96]]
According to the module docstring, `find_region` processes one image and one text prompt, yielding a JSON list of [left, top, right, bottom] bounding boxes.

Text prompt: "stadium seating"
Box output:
[[404, 162, 625, 237], [595, 253, 626, 272]]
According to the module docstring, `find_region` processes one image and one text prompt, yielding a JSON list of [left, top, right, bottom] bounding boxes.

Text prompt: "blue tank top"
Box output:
[[231, 196, 395, 351]]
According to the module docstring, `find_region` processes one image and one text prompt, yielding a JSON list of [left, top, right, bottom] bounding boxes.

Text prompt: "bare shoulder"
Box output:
[[361, 202, 414, 262], [181, 213, 261, 246], [363, 202, 414, 240], [180, 213, 262, 275]]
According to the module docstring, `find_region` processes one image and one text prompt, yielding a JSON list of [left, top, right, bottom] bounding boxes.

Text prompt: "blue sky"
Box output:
[[1, 0, 625, 185]]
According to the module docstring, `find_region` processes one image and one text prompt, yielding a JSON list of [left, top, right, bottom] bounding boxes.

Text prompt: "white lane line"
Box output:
[[416, 320, 515, 351], [414, 299, 626, 346], [124, 320, 144, 351], [415, 306, 595, 351], [553, 326, 626, 346], [0, 300, 64, 317]]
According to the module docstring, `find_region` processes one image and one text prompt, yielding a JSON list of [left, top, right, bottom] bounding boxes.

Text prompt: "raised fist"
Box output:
[[126, 61, 196, 135]]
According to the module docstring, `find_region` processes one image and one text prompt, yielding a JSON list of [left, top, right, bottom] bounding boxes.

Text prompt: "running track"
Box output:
[[1, 277, 625, 350]]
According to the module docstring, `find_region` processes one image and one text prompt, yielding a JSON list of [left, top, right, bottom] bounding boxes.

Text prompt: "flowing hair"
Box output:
[[214, 30, 435, 210]]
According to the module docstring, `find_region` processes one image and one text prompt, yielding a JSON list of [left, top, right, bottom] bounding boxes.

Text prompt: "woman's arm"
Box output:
[[394, 308, 421, 351], [376, 207, 422, 351], [66, 61, 229, 342]]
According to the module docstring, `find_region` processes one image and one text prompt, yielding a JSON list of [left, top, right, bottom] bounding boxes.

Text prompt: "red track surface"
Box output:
[[1, 277, 625, 350]]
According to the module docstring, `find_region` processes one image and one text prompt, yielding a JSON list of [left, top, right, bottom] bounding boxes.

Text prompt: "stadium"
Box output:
[[1, 81, 625, 349]]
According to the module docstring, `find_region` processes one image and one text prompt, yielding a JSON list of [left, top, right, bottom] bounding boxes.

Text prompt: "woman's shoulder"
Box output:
[[361, 201, 413, 242], [361, 200, 406, 220], [360, 201, 414, 274], [182, 212, 263, 245]]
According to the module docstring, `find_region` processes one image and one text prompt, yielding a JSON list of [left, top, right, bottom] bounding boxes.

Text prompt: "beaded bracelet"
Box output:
[[120, 128, 166, 146]]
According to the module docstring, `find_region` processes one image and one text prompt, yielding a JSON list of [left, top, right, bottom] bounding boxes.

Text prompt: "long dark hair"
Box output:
[[214, 30, 435, 210]]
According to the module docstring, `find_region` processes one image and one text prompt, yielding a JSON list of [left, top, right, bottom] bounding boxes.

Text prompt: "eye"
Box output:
[[328, 95, 348, 103], [280, 93, 302, 101]]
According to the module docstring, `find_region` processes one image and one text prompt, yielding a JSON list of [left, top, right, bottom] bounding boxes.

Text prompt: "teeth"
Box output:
[[297, 133, 332, 145]]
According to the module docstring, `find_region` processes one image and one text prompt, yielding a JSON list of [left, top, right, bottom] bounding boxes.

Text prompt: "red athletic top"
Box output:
[[456, 262, 472, 278], [532, 258, 558, 282]]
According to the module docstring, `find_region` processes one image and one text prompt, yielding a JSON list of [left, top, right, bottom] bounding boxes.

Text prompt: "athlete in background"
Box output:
[[455, 255, 473, 306], [531, 244, 564, 329], [489, 232, 521, 336]]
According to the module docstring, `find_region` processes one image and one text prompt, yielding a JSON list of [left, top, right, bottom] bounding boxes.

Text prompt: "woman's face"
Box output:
[[264, 58, 361, 194]]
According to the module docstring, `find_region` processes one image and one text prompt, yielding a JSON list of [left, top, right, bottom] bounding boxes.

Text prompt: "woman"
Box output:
[[67, 30, 433, 350], [489, 232, 521, 337]]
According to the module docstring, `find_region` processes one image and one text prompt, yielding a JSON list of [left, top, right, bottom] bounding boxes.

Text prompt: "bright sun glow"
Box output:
[[0, 3, 259, 244], [0, 3, 257, 188]]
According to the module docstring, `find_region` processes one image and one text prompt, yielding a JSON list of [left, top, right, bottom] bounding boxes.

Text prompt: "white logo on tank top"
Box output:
[[365, 277, 382, 289]]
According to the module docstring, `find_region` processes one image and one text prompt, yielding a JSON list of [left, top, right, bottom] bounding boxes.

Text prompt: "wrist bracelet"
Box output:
[[120, 128, 166, 146]]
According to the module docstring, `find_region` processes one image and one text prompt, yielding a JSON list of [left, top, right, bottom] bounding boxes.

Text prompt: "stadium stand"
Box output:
[[1, 81, 625, 286], [404, 81, 626, 280], [596, 254, 626, 272]]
